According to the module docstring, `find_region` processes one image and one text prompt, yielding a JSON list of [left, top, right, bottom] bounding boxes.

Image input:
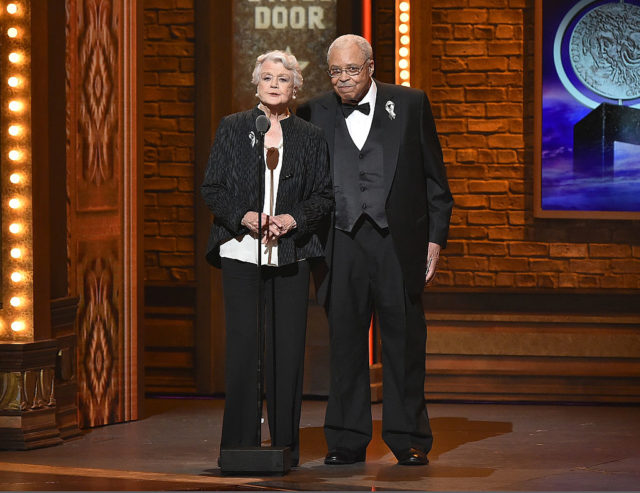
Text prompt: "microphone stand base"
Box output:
[[219, 446, 292, 475]]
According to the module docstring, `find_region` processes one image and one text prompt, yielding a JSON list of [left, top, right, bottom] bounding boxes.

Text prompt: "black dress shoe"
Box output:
[[324, 448, 366, 465], [396, 447, 429, 465]]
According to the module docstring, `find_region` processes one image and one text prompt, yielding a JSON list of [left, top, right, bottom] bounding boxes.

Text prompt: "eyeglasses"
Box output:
[[327, 59, 370, 79]]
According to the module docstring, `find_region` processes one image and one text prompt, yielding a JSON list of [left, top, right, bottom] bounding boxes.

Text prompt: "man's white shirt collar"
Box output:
[[345, 79, 377, 150]]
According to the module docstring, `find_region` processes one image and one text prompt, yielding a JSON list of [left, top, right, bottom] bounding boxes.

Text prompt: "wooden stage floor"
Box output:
[[1, 398, 639, 491]]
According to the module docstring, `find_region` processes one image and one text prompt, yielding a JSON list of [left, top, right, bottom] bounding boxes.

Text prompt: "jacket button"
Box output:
[[359, 153, 364, 159]]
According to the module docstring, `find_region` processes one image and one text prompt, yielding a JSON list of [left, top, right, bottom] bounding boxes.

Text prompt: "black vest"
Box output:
[[333, 106, 387, 232]]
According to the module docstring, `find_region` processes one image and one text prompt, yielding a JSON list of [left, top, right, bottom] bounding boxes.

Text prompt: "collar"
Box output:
[[359, 79, 377, 108]]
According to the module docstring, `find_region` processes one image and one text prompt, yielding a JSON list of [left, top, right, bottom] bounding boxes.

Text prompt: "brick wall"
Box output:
[[429, 0, 640, 289], [143, 0, 196, 282]]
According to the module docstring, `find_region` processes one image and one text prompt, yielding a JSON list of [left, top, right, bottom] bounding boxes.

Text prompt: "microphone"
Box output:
[[256, 115, 270, 136]]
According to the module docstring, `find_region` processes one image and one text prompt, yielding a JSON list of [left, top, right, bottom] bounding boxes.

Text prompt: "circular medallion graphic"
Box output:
[[569, 2, 640, 100], [554, 0, 640, 108]]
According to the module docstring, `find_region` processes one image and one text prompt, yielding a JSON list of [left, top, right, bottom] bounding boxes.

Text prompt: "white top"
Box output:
[[219, 140, 284, 266], [345, 80, 377, 150]]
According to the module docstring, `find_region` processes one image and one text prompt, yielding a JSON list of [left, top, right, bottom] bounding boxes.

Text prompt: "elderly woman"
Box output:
[[201, 50, 333, 466]]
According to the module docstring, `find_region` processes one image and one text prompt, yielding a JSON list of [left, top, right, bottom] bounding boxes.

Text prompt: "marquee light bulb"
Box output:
[[400, 13, 409, 23], [10, 248, 22, 258], [8, 76, 19, 87], [11, 272, 24, 282], [8, 125, 21, 136], [400, 70, 410, 80], [7, 28, 18, 38], [399, 59, 409, 69], [9, 100, 23, 112], [10, 297, 22, 307], [9, 223, 22, 234], [401, 81, 411, 87], [8, 150, 21, 161], [399, 24, 408, 34], [399, 2, 409, 12], [9, 52, 21, 63], [10, 173, 22, 184], [400, 35, 410, 45], [9, 198, 21, 209], [7, 4, 18, 14], [399, 47, 409, 57], [11, 321, 26, 332]]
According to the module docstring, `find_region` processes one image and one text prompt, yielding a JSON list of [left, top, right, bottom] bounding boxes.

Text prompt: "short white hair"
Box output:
[[251, 50, 303, 90], [327, 34, 373, 64]]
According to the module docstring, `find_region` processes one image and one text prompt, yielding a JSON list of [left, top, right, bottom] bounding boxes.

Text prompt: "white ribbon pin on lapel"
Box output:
[[249, 131, 256, 148], [385, 100, 396, 120]]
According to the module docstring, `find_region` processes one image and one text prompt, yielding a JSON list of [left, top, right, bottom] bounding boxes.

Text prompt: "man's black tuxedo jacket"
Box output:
[[297, 81, 453, 300]]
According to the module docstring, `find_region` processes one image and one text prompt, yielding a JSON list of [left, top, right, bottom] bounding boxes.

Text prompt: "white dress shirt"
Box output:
[[219, 140, 283, 266], [345, 80, 377, 150]]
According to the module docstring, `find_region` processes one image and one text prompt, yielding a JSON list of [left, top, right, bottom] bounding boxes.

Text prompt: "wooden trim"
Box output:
[[51, 297, 80, 440], [0, 341, 62, 450], [194, 0, 232, 394], [532, 0, 640, 220], [424, 290, 640, 403], [31, 0, 52, 340], [143, 284, 197, 394], [121, 0, 143, 422], [410, 0, 432, 94], [422, 289, 640, 315], [336, 0, 362, 37]]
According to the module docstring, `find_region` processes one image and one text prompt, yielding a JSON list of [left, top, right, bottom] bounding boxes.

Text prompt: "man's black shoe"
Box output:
[[324, 448, 366, 465], [396, 447, 429, 465]]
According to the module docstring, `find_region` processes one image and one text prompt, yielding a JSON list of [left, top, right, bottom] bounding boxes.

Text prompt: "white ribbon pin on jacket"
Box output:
[[249, 131, 256, 148], [385, 100, 396, 120]]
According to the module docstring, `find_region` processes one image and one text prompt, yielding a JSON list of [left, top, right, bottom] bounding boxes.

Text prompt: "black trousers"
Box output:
[[324, 217, 433, 457], [220, 258, 310, 464]]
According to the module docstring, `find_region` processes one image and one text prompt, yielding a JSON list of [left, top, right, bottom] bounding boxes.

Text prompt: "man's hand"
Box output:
[[425, 242, 441, 285]]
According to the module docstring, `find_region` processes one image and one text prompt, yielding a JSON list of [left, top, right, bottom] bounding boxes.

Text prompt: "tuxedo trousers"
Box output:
[[324, 216, 433, 456], [220, 258, 310, 464]]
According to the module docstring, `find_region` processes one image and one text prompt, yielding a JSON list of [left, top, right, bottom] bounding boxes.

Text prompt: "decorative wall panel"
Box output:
[[66, 0, 141, 428], [77, 0, 119, 210]]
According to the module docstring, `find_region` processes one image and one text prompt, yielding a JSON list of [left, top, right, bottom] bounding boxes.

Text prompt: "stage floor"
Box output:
[[1, 398, 639, 491]]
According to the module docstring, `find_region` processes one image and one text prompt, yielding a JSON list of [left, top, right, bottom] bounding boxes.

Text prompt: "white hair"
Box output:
[[251, 50, 303, 90], [327, 34, 373, 64]]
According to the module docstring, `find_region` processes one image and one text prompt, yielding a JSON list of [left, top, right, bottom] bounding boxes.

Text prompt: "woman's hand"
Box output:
[[242, 212, 296, 243], [266, 214, 297, 241], [241, 211, 270, 237]]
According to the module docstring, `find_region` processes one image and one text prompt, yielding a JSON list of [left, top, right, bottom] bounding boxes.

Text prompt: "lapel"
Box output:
[[315, 93, 339, 177], [279, 115, 295, 180], [374, 81, 402, 200]]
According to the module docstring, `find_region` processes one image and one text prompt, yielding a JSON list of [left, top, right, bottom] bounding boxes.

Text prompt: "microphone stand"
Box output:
[[255, 122, 265, 449], [218, 113, 291, 476]]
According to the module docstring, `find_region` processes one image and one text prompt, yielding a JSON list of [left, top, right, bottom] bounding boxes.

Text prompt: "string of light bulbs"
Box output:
[[396, 1, 411, 87], [1, 1, 33, 341]]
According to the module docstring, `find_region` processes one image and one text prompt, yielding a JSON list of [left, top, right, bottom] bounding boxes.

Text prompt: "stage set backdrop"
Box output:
[[1, 0, 639, 452]]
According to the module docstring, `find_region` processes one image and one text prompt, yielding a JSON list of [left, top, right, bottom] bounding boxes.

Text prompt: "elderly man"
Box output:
[[298, 35, 453, 466]]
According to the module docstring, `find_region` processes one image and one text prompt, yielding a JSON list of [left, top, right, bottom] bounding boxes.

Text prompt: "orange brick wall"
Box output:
[[429, 0, 640, 289], [143, 0, 196, 282]]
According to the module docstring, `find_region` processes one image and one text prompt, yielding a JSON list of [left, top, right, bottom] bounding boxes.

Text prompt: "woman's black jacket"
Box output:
[[201, 106, 334, 267]]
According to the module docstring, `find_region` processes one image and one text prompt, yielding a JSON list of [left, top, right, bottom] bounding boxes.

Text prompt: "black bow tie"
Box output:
[[342, 102, 370, 117]]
